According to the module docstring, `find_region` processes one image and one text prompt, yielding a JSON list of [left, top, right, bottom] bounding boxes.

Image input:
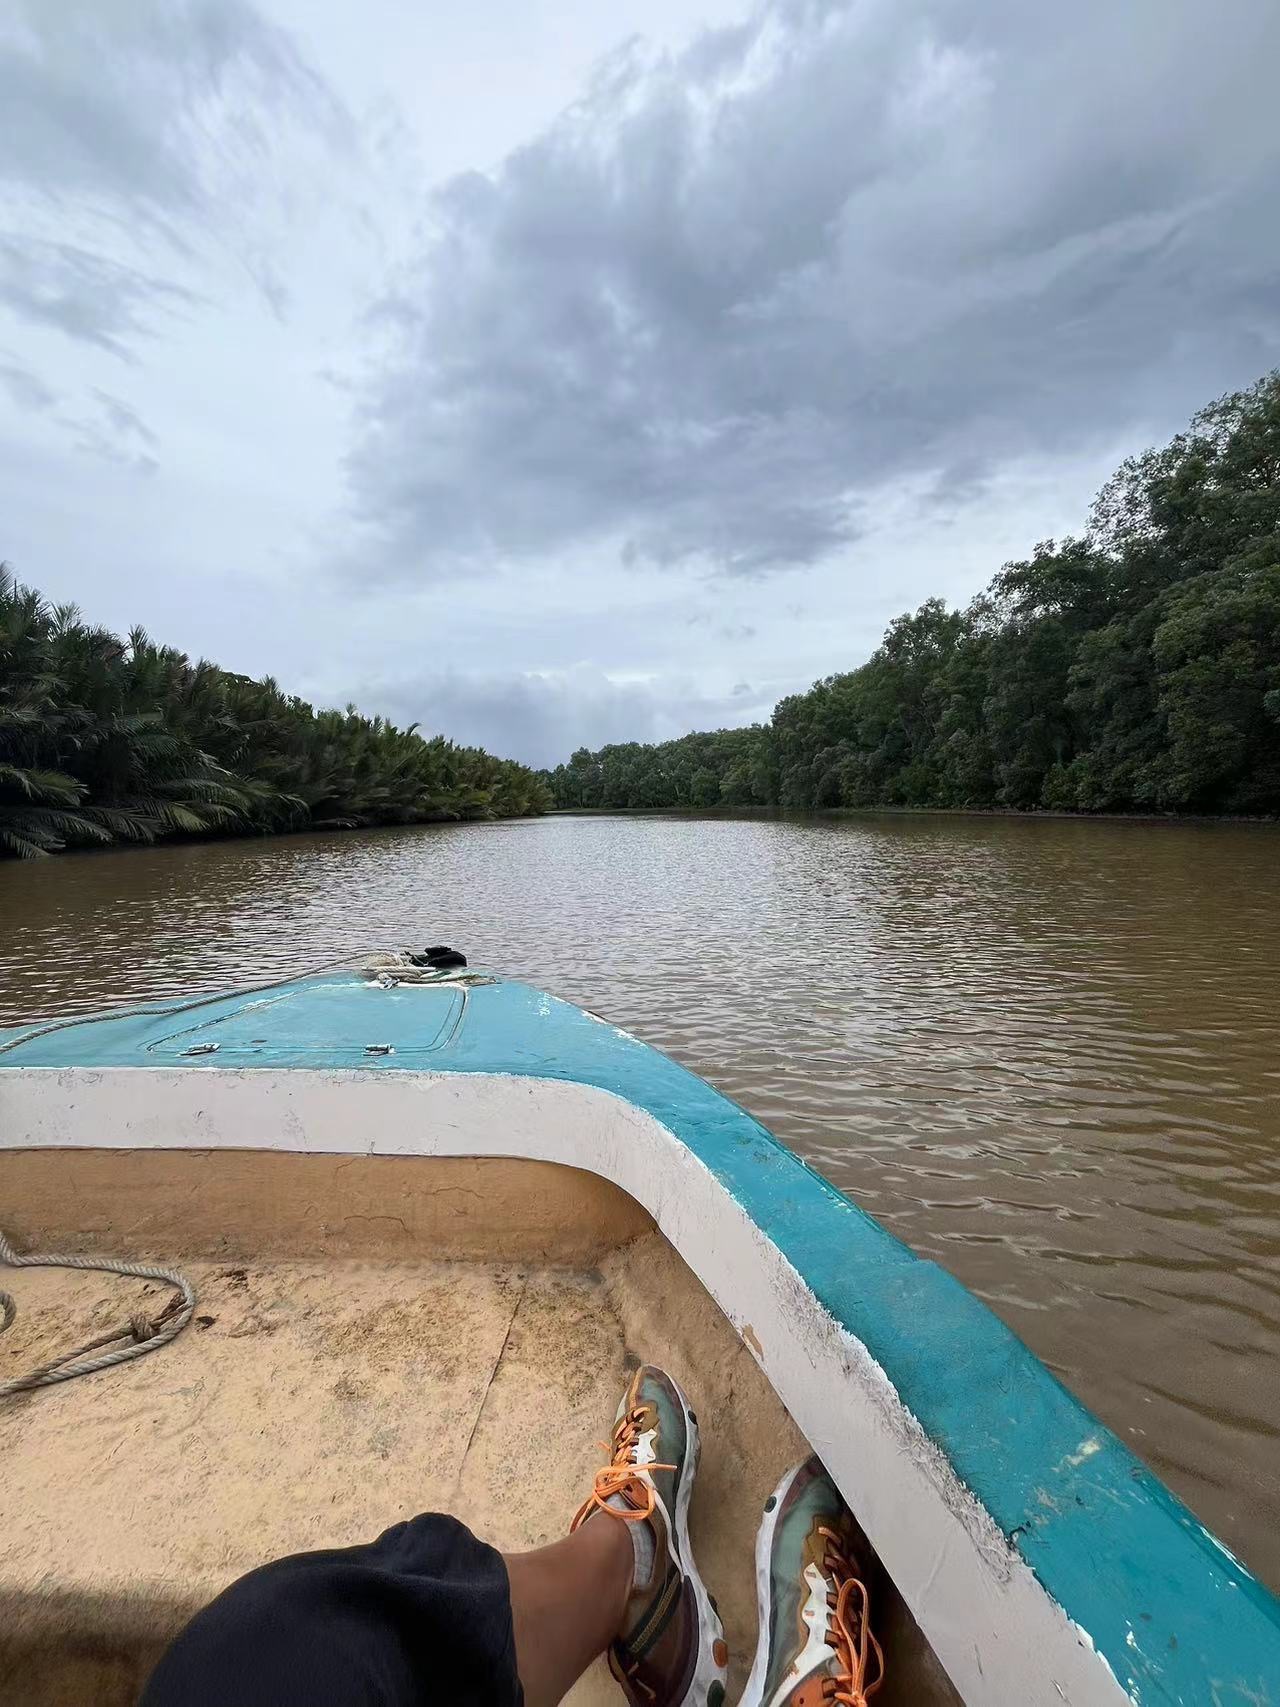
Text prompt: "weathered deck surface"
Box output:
[[1, 1153, 960, 1707], [3, 1253, 638, 1705]]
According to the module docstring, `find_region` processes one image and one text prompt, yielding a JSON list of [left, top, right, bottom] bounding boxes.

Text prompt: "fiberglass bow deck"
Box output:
[[1, 953, 1277, 1706]]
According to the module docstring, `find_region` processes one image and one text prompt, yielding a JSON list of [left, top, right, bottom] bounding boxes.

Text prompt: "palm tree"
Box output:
[[0, 565, 550, 857], [0, 569, 114, 856]]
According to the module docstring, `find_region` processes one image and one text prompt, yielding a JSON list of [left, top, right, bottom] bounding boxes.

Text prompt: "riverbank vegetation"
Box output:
[[545, 374, 1280, 817], [0, 574, 551, 857]]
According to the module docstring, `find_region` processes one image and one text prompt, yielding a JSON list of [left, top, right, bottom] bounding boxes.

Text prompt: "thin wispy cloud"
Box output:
[[0, 237, 198, 360], [0, 353, 57, 412], [0, 0, 351, 355]]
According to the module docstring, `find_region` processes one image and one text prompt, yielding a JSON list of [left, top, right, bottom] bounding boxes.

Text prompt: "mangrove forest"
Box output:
[[545, 374, 1280, 817]]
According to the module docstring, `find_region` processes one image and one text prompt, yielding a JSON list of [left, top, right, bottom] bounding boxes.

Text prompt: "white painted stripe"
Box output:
[[1, 1067, 1128, 1706]]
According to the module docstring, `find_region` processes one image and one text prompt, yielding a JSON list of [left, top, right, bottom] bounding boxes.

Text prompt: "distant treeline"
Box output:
[[0, 573, 551, 858], [545, 374, 1280, 817]]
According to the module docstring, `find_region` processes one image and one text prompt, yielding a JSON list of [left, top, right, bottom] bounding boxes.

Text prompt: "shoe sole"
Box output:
[[661, 1374, 729, 1707], [738, 1459, 808, 1707]]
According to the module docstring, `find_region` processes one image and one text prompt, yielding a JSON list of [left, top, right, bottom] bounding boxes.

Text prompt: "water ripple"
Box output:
[[1, 811, 1277, 1587]]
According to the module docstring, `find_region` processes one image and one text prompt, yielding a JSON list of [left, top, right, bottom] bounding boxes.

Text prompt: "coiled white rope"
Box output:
[[0, 951, 476, 1394], [0, 1229, 195, 1398]]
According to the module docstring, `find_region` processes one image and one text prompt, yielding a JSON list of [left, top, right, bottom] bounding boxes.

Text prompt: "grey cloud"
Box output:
[[0, 238, 196, 358], [0, 0, 348, 352], [91, 389, 158, 449], [0, 320, 162, 469], [684, 608, 758, 641], [329, 668, 779, 769], [348, 0, 1280, 579], [0, 354, 56, 412], [63, 387, 160, 474], [0, 0, 342, 217]]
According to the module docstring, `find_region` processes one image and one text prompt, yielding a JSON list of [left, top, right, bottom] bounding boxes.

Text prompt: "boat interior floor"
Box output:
[[0, 1151, 961, 1707]]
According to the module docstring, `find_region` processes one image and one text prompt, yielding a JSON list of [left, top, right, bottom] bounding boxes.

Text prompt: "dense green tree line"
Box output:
[[0, 573, 551, 857], [546, 374, 1280, 817]]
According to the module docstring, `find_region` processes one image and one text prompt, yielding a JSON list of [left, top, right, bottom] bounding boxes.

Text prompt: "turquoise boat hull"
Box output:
[[2, 958, 1277, 1705]]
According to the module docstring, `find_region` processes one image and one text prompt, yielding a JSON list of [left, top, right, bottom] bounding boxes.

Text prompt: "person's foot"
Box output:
[[740, 1458, 884, 1707], [572, 1364, 728, 1707]]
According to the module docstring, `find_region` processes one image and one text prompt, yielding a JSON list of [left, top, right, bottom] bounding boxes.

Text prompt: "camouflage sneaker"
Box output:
[[572, 1365, 728, 1707], [740, 1458, 884, 1707]]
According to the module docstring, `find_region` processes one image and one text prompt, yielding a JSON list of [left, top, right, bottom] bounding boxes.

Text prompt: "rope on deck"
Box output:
[[0, 1229, 195, 1398]]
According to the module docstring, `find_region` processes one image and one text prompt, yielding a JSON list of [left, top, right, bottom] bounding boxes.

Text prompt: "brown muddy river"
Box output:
[[2, 811, 1277, 1589]]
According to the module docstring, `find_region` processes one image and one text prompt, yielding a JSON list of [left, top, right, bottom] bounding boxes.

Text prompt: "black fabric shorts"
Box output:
[[140, 1514, 523, 1707]]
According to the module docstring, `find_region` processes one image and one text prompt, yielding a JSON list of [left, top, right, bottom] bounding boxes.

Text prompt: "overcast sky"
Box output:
[[2, 0, 1278, 767]]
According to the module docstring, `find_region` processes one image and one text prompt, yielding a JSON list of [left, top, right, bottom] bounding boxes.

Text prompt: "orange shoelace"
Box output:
[[816, 1525, 885, 1706], [571, 1405, 675, 1531], [615, 1651, 658, 1703]]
